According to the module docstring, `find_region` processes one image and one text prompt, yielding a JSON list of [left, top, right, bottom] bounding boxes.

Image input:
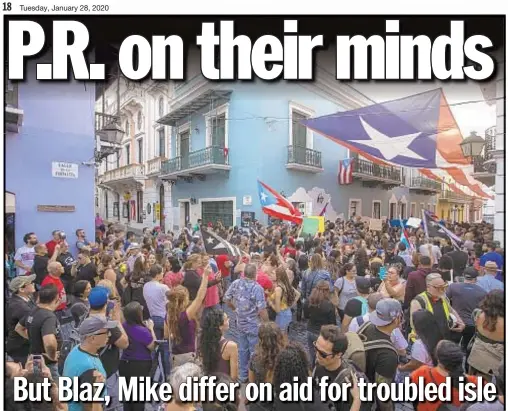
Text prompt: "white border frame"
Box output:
[[288, 101, 315, 149], [204, 103, 229, 149], [348, 198, 362, 219], [372, 200, 382, 219], [199, 196, 237, 226]]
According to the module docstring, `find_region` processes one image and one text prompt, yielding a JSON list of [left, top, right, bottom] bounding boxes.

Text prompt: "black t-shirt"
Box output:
[[99, 325, 123, 377], [361, 323, 398, 383], [33, 255, 49, 285], [313, 362, 352, 411], [57, 252, 76, 282], [76, 263, 99, 287], [20, 307, 62, 364], [6, 294, 36, 355], [306, 301, 337, 335]]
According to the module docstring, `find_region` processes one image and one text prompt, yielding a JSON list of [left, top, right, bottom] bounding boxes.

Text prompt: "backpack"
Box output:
[[312, 360, 376, 411], [343, 321, 398, 374], [58, 308, 87, 374], [353, 296, 369, 316]]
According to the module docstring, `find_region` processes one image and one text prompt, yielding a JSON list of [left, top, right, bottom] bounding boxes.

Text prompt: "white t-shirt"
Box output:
[[14, 245, 35, 276], [143, 280, 169, 318], [411, 339, 433, 366], [334, 277, 358, 310], [348, 314, 408, 352]]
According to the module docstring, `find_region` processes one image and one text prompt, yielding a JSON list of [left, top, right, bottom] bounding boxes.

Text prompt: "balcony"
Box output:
[[160, 146, 231, 182], [146, 156, 166, 176], [5, 81, 23, 133], [438, 190, 472, 203], [286, 146, 323, 173], [101, 164, 146, 188], [409, 177, 442, 194], [472, 131, 496, 186], [351, 156, 402, 188]]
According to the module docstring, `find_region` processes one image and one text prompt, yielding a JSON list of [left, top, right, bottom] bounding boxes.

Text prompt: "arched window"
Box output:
[[158, 97, 164, 117], [137, 111, 143, 130]]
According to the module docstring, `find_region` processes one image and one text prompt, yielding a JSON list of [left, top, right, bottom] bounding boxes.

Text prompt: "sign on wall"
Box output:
[[37, 205, 75, 212], [52, 162, 78, 179], [243, 195, 252, 206]]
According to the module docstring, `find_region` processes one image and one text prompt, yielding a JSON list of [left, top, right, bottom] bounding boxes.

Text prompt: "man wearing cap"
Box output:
[[447, 268, 487, 351], [62, 316, 117, 411], [479, 242, 504, 281], [6, 274, 36, 364], [410, 273, 464, 342], [88, 286, 128, 411], [348, 293, 408, 356], [126, 243, 142, 274], [341, 277, 372, 332], [361, 298, 402, 411], [477, 261, 504, 293]]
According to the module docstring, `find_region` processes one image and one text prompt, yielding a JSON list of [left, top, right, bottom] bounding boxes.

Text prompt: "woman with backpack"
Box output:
[[334, 262, 359, 321], [340, 277, 372, 332], [122, 256, 150, 320], [267, 267, 300, 333]]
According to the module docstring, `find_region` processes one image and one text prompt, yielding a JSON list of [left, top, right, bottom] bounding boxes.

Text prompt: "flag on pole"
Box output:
[[399, 217, 413, 252], [258, 180, 303, 225], [201, 229, 242, 257], [422, 210, 462, 249], [319, 201, 329, 217], [338, 159, 353, 185]]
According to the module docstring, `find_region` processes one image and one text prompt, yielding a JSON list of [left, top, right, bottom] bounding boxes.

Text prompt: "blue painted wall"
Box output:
[[6, 72, 96, 254], [170, 80, 435, 225]]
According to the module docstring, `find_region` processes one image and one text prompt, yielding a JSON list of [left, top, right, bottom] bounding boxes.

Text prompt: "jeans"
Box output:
[[152, 315, 170, 378], [276, 309, 292, 333], [106, 372, 123, 411], [307, 331, 319, 369], [238, 331, 259, 382]]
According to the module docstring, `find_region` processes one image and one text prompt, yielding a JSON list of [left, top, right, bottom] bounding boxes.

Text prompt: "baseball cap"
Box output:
[[9, 274, 36, 292], [356, 277, 372, 293], [88, 286, 110, 309], [79, 316, 117, 337], [126, 242, 140, 252], [369, 298, 402, 326], [463, 267, 479, 280]]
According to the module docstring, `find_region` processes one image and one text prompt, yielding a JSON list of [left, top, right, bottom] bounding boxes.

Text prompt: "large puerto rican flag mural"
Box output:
[[302, 88, 493, 200]]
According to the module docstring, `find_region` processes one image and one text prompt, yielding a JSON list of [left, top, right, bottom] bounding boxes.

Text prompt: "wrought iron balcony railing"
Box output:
[[410, 177, 442, 191], [351, 157, 402, 183], [161, 145, 229, 174], [287, 146, 322, 169]]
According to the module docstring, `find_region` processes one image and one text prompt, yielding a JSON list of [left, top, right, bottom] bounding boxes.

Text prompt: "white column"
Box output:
[[493, 57, 504, 246]]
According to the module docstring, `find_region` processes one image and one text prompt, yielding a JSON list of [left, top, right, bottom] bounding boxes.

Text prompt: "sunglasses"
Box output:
[[313, 341, 335, 358], [431, 284, 448, 290], [93, 330, 111, 336]]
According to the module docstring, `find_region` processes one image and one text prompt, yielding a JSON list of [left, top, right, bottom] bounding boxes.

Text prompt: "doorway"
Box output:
[[159, 184, 165, 232], [180, 131, 190, 169]]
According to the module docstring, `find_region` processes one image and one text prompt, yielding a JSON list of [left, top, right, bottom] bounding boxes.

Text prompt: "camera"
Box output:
[[32, 355, 43, 376], [59, 232, 66, 240]]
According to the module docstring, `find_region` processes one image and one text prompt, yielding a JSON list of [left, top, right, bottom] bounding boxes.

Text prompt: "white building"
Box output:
[[95, 79, 174, 232]]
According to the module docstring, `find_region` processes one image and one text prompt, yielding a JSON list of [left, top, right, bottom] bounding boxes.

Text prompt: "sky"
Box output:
[[352, 81, 496, 138]]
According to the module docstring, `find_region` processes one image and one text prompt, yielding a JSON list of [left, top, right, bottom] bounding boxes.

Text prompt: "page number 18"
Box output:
[[3, 2, 12, 10]]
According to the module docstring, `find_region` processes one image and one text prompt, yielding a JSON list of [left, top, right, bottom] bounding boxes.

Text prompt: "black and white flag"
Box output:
[[202, 229, 242, 257]]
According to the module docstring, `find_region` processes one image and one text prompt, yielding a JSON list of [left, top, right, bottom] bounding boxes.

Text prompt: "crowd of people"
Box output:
[[4, 215, 505, 411]]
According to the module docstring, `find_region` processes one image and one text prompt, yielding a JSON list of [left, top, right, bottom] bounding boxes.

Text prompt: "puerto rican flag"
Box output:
[[338, 159, 353, 185], [258, 180, 303, 225]]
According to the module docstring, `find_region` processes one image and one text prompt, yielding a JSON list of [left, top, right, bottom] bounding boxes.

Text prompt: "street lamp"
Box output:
[[102, 119, 126, 145], [459, 131, 485, 160]]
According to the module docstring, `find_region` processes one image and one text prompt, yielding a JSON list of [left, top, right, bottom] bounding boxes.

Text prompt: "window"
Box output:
[[202, 201, 234, 227], [116, 153, 120, 169], [125, 144, 131, 165], [205, 105, 228, 148], [420, 203, 425, 214], [410, 203, 416, 217], [159, 97, 164, 117], [400, 203, 407, 219], [210, 114, 226, 147], [372, 201, 381, 219], [349, 199, 361, 219], [137, 139, 143, 163], [389, 202, 397, 220], [105, 191, 109, 219], [137, 191, 143, 223], [291, 110, 309, 148], [105, 156, 109, 171], [158, 128, 166, 157], [137, 111, 143, 130]]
